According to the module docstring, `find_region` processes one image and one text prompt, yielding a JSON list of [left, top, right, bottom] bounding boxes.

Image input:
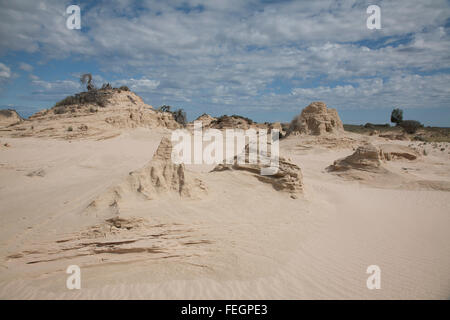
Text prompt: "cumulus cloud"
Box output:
[[0, 0, 92, 57], [0, 0, 449, 118], [19, 62, 33, 72], [113, 78, 160, 92], [0, 62, 14, 89], [29, 77, 83, 101], [0, 63, 11, 80], [292, 74, 450, 110]]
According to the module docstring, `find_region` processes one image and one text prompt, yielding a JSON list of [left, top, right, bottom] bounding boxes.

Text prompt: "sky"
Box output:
[[0, 0, 449, 126]]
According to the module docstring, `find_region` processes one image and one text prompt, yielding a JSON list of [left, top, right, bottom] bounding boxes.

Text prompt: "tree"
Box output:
[[390, 108, 403, 125]]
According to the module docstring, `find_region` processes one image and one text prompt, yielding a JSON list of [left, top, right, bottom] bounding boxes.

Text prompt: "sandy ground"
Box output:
[[0, 129, 449, 299]]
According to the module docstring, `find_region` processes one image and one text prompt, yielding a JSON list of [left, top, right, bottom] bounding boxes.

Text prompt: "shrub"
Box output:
[[231, 114, 253, 124], [158, 105, 172, 112], [157, 105, 187, 126], [399, 120, 422, 134], [54, 106, 69, 114], [391, 108, 403, 125], [53, 90, 111, 109], [173, 109, 187, 126], [119, 86, 130, 91], [100, 83, 112, 90], [67, 126, 73, 132], [213, 114, 254, 125]]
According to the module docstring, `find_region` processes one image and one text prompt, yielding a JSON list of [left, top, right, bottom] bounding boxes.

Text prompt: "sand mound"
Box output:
[[328, 144, 418, 173], [86, 137, 206, 217], [379, 144, 419, 161], [288, 102, 344, 136], [213, 144, 303, 198], [1, 90, 180, 139], [326, 143, 445, 191], [327, 144, 385, 173], [194, 114, 217, 127], [191, 114, 274, 133], [209, 115, 255, 130], [0, 109, 22, 127], [102, 91, 180, 130]]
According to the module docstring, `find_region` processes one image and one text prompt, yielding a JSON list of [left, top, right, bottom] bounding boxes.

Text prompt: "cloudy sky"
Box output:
[[0, 0, 449, 125]]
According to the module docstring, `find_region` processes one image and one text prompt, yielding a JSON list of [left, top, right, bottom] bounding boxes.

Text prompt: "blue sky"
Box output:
[[0, 0, 449, 126]]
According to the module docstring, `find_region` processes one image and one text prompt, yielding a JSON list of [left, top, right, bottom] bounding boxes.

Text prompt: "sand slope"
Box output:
[[0, 129, 449, 299]]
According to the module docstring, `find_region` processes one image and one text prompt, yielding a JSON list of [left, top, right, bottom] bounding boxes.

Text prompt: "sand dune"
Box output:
[[0, 96, 449, 299]]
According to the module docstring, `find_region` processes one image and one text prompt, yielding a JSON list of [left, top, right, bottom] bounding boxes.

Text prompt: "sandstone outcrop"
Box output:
[[86, 137, 206, 217], [213, 144, 303, 198], [1, 90, 180, 139], [327, 144, 385, 173], [194, 114, 217, 127], [0, 109, 23, 127], [379, 144, 419, 161], [288, 102, 344, 136], [127, 137, 206, 199]]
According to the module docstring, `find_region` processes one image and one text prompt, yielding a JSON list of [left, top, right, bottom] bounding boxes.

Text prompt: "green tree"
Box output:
[[390, 108, 403, 125]]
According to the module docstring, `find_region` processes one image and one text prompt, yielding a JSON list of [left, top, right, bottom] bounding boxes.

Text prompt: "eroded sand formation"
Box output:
[[86, 137, 207, 218], [287, 101, 344, 136], [194, 114, 217, 127], [213, 156, 303, 199], [327, 143, 386, 173], [0, 109, 23, 127], [0, 94, 449, 299], [327, 142, 450, 191], [0, 90, 180, 139]]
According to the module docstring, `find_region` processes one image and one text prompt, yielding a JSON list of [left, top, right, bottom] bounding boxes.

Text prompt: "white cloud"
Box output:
[[292, 74, 450, 110], [0, 0, 93, 57], [0, 63, 11, 80], [29, 78, 83, 101], [19, 62, 33, 72], [0, 0, 449, 117], [113, 78, 160, 92]]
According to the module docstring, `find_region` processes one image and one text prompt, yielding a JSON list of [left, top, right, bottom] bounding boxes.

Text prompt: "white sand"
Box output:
[[0, 129, 449, 299]]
